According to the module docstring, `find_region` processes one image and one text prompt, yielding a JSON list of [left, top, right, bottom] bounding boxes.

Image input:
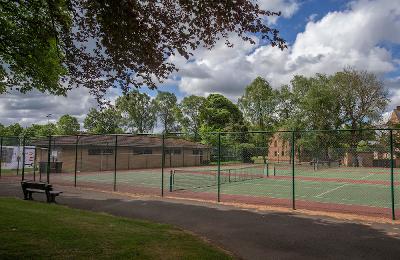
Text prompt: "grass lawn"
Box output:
[[0, 198, 232, 259]]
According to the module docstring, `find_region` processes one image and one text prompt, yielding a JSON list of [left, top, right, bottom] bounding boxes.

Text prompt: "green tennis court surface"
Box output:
[[53, 163, 400, 214]]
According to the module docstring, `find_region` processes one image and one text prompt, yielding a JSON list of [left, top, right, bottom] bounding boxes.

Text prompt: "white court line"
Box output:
[[315, 173, 374, 198], [360, 173, 374, 180], [315, 183, 350, 198]]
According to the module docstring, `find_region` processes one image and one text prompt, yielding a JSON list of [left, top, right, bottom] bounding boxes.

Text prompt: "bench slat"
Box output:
[[26, 189, 46, 193], [49, 191, 62, 195]]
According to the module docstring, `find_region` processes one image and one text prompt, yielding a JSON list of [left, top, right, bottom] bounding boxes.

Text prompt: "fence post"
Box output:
[[47, 135, 52, 184], [217, 132, 221, 202], [33, 146, 37, 181], [113, 135, 118, 191], [182, 146, 184, 167], [161, 134, 165, 197], [292, 130, 296, 210], [74, 135, 79, 187], [169, 170, 173, 192], [0, 137, 2, 179], [21, 136, 26, 181], [16, 139, 20, 176], [390, 129, 395, 220]]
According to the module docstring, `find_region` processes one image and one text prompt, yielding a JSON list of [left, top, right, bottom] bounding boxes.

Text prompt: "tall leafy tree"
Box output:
[[36, 123, 58, 137], [83, 107, 123, 134], [289, 75, 342, 161], [21, 123, 58, 137], [1, 123, 24, 137], [334, 68, 389, 130], [23, 124, 43, 137], [0, 0, 72, 95], [154, 91, 181, 133], [238, 77, 277, 130], [1, 1, 286, 98], [57, 115, 80, 135], [179, 95, 206, 140], [238, 77, 278, 163], [333, 69, 389, 162], [201, 94, 245, 131], [276, 84, 297, 124], [115, 90, 156, 134]]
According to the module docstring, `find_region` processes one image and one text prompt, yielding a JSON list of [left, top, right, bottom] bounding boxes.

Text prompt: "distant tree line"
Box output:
[[0, 69, 389, 154], [0, 115, 80, 138]]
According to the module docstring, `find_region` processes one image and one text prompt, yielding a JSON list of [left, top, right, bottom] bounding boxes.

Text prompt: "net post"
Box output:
[[292, 130, 296, 210], [390, 129, 395, 220], [161, 134, 165, 197], [47, 135, 52, 184], [74, 135, 79, 187], [113, 135, 118, 191], [21, 136, 26, 181], [273, 165, 276, 176], [266, 162, 269, 177], [217, 132, 221, 202], [0, 137, 3, 179]]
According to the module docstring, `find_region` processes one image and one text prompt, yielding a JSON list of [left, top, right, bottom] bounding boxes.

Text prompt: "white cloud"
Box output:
[[307, 13, 318, 22], [175, 0, 400, 107], [259, 0, 300, 24], [386, 76, 400, 110], [2, 0, 400, 127], [0, 88, 99, 127]]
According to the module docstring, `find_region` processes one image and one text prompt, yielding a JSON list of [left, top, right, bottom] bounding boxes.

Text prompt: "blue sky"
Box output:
[[278, 0, 350, 44], [151, 0, 400, 102], [1, 0, 400, 126]]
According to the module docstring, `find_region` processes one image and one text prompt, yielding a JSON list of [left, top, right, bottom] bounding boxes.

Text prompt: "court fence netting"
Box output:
[[1, 128, 400, 220]]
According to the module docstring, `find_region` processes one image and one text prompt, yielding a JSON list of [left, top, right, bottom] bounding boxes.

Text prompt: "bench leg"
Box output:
[[46, 194, 51, 203], [28, 191, 33, 200], [23, 190, 29, 200]]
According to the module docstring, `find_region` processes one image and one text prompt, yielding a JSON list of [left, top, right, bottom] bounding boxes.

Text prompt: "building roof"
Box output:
[[33, 135, 210, 149]]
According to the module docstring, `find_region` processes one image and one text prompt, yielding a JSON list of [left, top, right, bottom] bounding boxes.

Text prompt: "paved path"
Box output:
[[1, 181, 400, 259]]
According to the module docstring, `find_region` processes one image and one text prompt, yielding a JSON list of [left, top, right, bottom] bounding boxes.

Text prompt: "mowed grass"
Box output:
[[0, 198, 232, 259]]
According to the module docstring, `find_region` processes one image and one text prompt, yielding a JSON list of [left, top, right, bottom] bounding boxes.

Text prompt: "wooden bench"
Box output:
[[21, 181, 62, 203]]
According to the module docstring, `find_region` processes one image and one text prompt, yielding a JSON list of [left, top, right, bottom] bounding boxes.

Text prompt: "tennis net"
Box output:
[[271, 160, 341, 176], [170, 164, 267, 191]]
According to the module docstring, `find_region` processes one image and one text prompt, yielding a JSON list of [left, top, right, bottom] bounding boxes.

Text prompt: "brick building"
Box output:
[[34, 135, 210, 173], [267, 133, 292, 162], [267, 106, 400, 165]]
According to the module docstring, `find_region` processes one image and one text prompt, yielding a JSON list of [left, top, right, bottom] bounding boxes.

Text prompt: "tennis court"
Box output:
[[44, 162, 400, 218], [3, 128, 400, 219]]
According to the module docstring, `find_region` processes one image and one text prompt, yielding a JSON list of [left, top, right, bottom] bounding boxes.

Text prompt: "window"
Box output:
[[88, 149, 113, 155], [1, 148, 13, 163], [281, 151, 285, 156], [193, 149, 203, 155], [274, 151, 278, 157], [165, 149, 180, 155], [133, 148, 152, 155]]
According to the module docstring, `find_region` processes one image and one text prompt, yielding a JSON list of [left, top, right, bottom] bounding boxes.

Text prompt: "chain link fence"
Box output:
[[1, 129, 399, 219]]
